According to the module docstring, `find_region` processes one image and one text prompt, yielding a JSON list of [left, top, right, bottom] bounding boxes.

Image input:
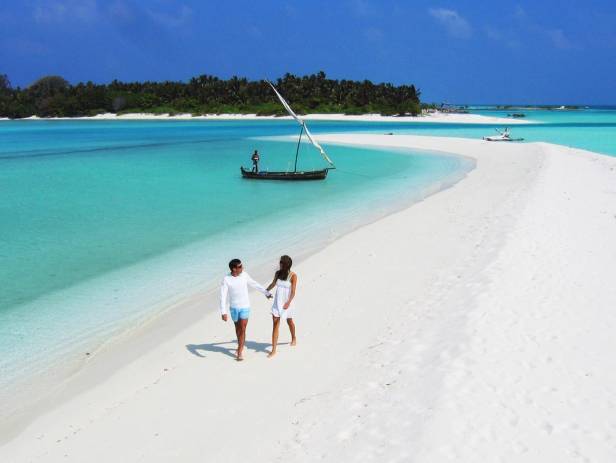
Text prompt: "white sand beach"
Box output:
[[2, 134, 616, 462], [12, 111, 531, 125]]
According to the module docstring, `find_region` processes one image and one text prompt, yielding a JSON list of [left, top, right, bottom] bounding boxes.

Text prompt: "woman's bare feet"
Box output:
[[236, 352, 244, 361], [267, 350, 277, 358], [290, 338, 297, 346]]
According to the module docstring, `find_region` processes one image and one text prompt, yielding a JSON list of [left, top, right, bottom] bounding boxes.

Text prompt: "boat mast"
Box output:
[[266, 80, 335, 169], [294, 123, 304, 172]]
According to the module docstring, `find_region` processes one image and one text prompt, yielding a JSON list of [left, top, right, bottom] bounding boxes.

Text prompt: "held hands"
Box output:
[[266, 292, 273, 299], [221, 314, 228, 322]]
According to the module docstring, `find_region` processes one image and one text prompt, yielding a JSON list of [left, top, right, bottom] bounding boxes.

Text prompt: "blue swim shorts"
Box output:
[[230, 307, 251, 322]]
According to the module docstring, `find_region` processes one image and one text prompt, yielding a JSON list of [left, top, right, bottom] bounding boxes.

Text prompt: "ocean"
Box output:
[[1, 108, 614, 416], [0, 119, 470, 415], [370, 107, 616, 157]]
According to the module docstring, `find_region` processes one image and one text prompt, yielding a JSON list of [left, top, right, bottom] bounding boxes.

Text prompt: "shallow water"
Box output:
[[297, 108, 616, 158], [0, 119, 471, 410], [1, 108, 612, 413], [379, 107, 616, 156]]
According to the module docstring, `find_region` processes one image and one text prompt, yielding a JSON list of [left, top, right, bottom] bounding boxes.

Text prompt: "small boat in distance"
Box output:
[[241, 81, 335, 181], [483, 128, 524, 142]]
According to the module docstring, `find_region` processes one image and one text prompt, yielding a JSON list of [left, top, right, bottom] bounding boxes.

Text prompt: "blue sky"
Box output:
[[1, 0, 615, 104]]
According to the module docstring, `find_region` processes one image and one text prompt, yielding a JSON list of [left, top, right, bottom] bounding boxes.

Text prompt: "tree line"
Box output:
[[0, 71, 421, 119]]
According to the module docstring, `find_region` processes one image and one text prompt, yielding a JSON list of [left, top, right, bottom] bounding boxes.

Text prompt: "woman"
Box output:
[[266, 255, 297, 358]]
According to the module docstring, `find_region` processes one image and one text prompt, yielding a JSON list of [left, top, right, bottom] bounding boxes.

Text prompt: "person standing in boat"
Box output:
[[220, 258, 272, 361], [266, 255, 298, 358], [251, 150, 260, 173]]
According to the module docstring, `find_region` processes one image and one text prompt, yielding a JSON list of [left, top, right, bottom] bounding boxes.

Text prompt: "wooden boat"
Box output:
[[240, 167, 329, 180], [241, 81, 335, 181]]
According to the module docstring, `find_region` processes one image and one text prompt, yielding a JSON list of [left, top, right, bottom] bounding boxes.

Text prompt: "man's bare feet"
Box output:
[[267, 351, 276, 358], [236, 352, 244, 361], [290, 339, 297, 346]]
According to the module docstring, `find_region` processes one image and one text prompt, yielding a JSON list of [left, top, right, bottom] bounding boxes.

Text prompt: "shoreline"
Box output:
[[2, 135, 615, 461], [0, 143, 473, 442], [4, 111, 532, 124], [0, 144, 474, 445]]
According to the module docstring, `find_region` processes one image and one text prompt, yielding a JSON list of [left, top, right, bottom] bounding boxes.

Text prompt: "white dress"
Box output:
[[271, 272, 295, 319]]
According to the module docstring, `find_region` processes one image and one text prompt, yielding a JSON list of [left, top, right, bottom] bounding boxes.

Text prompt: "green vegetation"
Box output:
[[0, 71, 421, 119]]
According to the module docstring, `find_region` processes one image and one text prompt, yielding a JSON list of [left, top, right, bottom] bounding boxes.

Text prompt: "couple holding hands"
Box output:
[[219, 255, 297, 361]]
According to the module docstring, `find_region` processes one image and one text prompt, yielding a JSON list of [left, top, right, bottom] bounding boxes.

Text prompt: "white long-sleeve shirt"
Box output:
[[219, 271, 270, 315]]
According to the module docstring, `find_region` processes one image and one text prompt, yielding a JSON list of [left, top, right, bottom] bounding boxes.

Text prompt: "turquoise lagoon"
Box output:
[[0, 119, 471, 412], [1, 108, 614, 413], [307, 107, 616, 157], [373, 107, 616, 157]]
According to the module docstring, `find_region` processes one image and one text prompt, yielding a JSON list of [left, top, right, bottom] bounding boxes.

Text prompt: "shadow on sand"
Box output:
[[186, 340, 288, 359]]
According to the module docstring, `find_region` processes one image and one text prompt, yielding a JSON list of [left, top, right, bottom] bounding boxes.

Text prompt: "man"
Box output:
[[251, 150, 260, 173], [220, 258, 271, 361]]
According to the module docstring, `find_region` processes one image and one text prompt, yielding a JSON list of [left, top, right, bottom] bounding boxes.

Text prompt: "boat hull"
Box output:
[[240, 167, 329, 180]]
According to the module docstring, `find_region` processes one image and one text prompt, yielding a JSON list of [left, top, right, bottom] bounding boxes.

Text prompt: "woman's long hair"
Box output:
[[276, 255, 293, 281]]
